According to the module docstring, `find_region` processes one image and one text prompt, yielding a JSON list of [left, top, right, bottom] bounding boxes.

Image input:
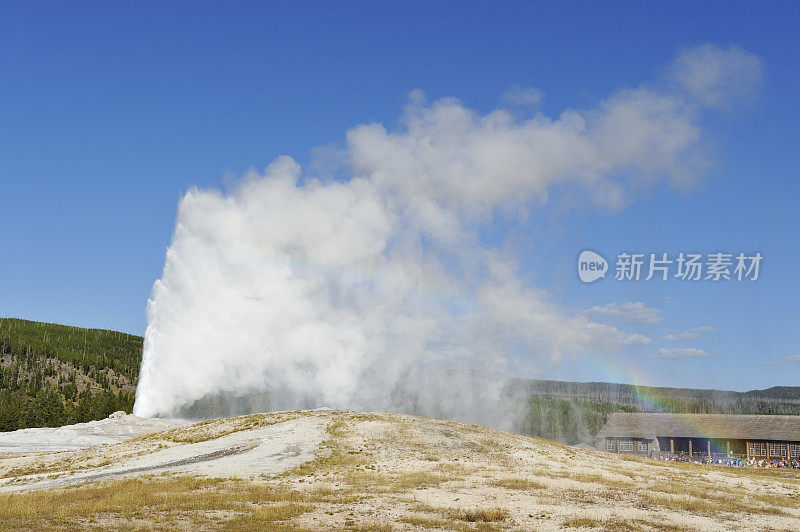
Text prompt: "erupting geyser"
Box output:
[[133, 45, 761, 424]]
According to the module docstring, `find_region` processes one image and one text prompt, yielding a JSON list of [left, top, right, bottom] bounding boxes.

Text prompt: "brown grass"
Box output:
[[562, 516, 600, 528], [639, 491, 787, 517], [446, 507, 510, 522], [632, 518, 685, 531], [569, 472, 635, 489], [222, 503, 314, 529], [401, 515, 450, 528], [491, 477, 546, 490], [0, 476, 312, 529]]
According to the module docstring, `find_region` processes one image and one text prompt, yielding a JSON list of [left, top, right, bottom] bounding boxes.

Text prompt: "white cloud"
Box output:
[[587, 302, 663, 324], [134, 45, 760, 419], [667, 43, 763, 108], [348, 84, 705, 219], [653, 347, 715, 359], [661, 326, 715, 342], [501, 84, 544, 107], [763, 355, 800, 365], [470, 260, 651, 369]]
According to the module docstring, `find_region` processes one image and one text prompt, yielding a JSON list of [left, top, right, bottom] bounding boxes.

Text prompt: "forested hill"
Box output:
[[508, 378, 800, 415], [0, 318, 142, 431]]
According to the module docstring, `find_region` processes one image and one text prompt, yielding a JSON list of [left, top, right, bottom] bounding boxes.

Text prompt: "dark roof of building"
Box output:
[[596, 413, 800, 441]]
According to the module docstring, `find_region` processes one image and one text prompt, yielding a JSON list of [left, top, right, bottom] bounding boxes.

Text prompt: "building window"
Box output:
[[638, 441, 647, 452], [770, 443, 786, 458], [790, 444, 800, 458], [619, 440, 634, 452], [749, 442, 766, 457], [606, 440, 615, 451]]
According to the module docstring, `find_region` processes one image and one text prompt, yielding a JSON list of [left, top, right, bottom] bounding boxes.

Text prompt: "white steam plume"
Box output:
[[134, 45, 760, 424]]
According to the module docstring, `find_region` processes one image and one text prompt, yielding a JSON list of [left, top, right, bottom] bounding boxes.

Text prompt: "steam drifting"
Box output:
[[134, 45, 761, 423]]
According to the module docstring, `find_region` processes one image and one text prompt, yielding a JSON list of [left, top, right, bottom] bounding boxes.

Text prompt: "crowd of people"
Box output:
[[655, 454, 800, 469]]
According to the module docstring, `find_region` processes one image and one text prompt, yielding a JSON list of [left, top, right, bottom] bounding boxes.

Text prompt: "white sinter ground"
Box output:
[[0, 412, 188, 453]]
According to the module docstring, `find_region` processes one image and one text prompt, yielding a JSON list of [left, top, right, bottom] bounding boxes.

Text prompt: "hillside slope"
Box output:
[[0, 410, 798, 530], [0, 318, 140, 431]]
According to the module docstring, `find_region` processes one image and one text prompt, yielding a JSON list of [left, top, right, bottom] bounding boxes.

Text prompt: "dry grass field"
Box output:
[[0, 410, 798, 530]]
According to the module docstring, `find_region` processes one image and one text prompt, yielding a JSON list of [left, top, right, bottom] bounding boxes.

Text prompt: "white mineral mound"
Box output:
[[0, 412, 188, 453], [1, 410, 798, 531]]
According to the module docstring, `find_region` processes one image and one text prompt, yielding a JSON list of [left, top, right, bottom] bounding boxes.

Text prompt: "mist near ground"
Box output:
[[133, 45, 762, 429], [175, 369, 521, 431]]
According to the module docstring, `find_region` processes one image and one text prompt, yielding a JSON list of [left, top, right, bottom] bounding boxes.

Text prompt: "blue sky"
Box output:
[[1, 1, 798, 391]]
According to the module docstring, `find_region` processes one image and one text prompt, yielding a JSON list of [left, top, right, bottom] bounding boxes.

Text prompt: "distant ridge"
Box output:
[[743, 386, 800, 399]]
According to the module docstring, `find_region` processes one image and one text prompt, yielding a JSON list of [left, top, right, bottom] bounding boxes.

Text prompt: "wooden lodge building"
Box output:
[[597, 413, 800, 460]]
